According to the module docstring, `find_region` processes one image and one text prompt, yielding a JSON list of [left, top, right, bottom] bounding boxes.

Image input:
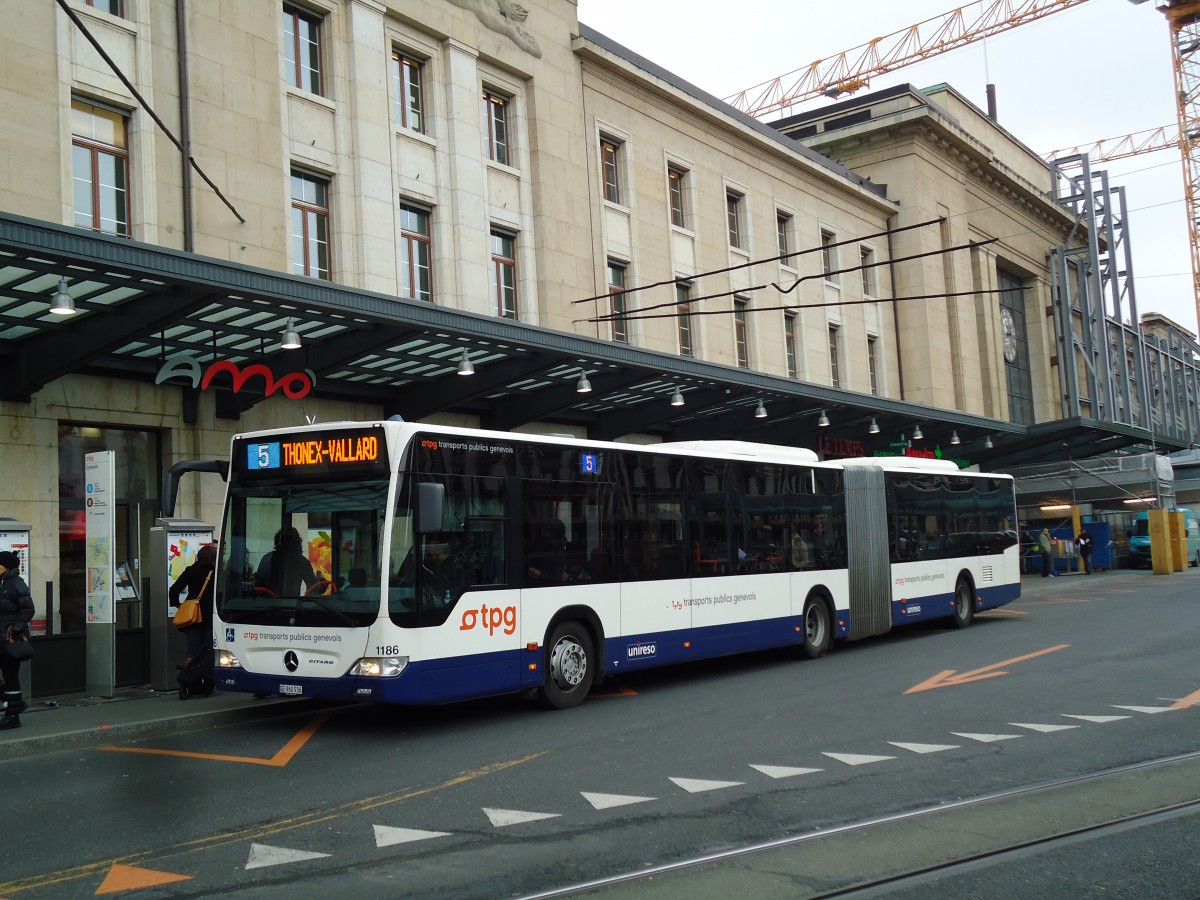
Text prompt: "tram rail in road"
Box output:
[[521, 749, 1200, 899]]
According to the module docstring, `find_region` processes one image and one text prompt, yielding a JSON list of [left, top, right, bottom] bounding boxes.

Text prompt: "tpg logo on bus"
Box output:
[[460, 603, 517, 635]]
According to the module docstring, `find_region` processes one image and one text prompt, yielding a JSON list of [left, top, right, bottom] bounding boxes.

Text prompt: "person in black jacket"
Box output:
[[169, 544, 216, 669], [0, 550, 34, 730]]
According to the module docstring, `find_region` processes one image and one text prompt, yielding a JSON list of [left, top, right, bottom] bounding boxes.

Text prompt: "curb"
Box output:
[[0, 696, 335, 760]]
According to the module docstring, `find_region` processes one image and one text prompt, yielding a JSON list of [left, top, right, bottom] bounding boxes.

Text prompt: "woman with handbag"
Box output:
[[169, 544, 216, 674], [0, 550, 34, 730]]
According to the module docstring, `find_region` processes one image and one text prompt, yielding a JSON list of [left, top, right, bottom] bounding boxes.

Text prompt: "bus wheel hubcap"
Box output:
[[551, 638, 586, 689]]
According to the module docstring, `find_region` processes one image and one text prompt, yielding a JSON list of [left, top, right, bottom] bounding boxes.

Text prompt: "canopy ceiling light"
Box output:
[[868, 417, 880, 435], [50, 278, 76, 316], [576, 370, 592, 393], [754, 400, 767, 419], [950, 430, 960, 445], [912, 424, 924, 441], [456, 348, 475, 376], [817, 409, 829, 427], [670, 386, 685, 407], [984, 436, 994, 449], [280, 318, 301, 350]]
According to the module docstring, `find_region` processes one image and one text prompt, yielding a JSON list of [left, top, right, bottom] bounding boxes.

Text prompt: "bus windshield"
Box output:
[[217, 478, 390, 627]]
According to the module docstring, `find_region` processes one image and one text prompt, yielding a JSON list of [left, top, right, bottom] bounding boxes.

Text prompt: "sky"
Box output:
[[576, 0, 1195, 334]]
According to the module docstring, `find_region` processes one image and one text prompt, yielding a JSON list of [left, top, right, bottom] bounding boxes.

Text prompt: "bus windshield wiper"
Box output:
[[297, 594, 359, 627]]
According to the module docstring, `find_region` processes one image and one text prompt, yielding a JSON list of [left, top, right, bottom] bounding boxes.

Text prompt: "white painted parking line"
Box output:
[[749, 764, 824, 779], [1112, 705, 1174, 714], [245, 843, 331, 870], [581, 792, 657, 810], [1061, 714, 1130, 723], [669, 777, 745, 793], [950, 732, 1023, 743], [821, 752, 896, 766], [373, 825, 452, 848], [887, 742, 961, 754], [483, 808, 561, 827], [1009, 722, 1079, 733]]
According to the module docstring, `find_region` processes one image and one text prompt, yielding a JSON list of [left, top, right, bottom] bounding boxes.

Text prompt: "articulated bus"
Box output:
[[212, 421, 1020, 709]]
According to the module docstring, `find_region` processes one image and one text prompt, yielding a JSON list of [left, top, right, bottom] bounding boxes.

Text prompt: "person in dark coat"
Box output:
[[255, 527, 321, 597], [169, 544, 216, 669], [0, 550, 35, 730]]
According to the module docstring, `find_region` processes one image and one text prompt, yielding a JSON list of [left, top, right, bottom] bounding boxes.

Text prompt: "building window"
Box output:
[[392, 51, 424, 133], [608, 261, 628, 343], [784, 312, 798, 379], [84, 0, 123, 15], [828, 324, 841, 387], [777, 212, 792, 261], [861, 246, 875, 296], [734, 297, 750, 368], [601, 138, 621, 204], [821, 229, 838, 284], [291, 170, 330, 279], [483, 90, 509, 165], [676, 283, 694, 357], [668, 166, 687, 227], [867, 336, 879, 395], [999, 268, 1034, 425], [490, 230, 517, 319], [71, 99, 130, 236], [283, 4, 323, 95], [727, 191, 744, 249], [400, 204, 432, 301]]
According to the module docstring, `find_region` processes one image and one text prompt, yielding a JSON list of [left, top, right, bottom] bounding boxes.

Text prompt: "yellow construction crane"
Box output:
[[1048, 125, 1177, 166], [723, 0, 1092, 119]]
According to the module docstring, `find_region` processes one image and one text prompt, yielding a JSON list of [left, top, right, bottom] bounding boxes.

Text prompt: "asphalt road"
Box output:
[[3, 570, 1198, 899]]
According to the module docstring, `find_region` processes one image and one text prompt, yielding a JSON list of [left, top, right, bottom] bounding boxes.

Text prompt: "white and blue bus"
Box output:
[[212, 421, 1020, 709]]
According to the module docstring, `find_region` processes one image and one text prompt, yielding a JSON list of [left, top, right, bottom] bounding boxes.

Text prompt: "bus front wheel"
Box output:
[[952, 576, 975, 629], [537, 622, 594, 710], [800, 595, 831, 659]]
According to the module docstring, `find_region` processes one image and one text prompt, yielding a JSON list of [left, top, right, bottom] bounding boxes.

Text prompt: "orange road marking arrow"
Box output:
[[96, 863, 190, 894], [100, 714, 328, 766], [591, 684, 637, 698], [905, 644, 1070, 694], [1172, 688, 1200, 709]]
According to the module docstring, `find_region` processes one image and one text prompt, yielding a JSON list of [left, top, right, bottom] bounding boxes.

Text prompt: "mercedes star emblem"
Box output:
[[284, 650, 299, 672]]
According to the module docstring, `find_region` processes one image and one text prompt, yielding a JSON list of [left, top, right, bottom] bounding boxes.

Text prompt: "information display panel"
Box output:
[[234, 426, 389, 480]]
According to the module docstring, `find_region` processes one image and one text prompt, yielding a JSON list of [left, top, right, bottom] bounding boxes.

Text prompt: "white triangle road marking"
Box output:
[[1010, 722, 1079, 733], [245, 843, 331, 870], [749, 764, 824, 779], [373, 825, 452, 848], [821, 752, 896, 766], [669, 777, 744, 794], [888, 742, 961, 754], [950, 732, 1023, 743], [1112, 705, 1174, 714], [1062, 714, 1130, 723], [581, 792, 657, 810], [483, 808, 561, 828]]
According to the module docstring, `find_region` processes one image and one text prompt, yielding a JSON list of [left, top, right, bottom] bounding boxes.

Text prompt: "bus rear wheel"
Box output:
[[537, 622, 594, 710], [799, 594, 831, 659], [952, 576, 975, 629]]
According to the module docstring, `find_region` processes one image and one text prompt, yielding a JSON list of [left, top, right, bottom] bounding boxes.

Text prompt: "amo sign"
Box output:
[[155, 356, 316, 399]]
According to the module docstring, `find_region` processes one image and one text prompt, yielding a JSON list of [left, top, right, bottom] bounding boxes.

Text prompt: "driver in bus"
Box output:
[[255, 526, 324, 597]]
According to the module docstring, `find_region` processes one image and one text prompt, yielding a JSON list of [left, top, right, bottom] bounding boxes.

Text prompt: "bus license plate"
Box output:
[[279, 684, 303, 696]]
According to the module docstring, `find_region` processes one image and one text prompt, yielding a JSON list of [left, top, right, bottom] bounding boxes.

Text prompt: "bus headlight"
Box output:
[[216, 649, 240, 668], [347, 657, 408, 678]]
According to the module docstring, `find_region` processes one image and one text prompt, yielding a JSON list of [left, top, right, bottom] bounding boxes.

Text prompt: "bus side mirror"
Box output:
[[416, 482, 444, 534]]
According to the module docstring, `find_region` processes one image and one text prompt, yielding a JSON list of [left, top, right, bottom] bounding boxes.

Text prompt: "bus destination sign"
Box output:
[[238, 428, 388, 477]]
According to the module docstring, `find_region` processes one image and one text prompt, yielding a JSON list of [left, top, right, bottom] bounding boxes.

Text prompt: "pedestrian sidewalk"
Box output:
[[0, 687, 328, 760]]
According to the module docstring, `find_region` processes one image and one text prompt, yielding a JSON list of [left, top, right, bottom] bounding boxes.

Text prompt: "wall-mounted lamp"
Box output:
[[50, 278, 76, 316], [817, 409, 829, 427], [456, 348, 475, 376], [868, 417, 880, 435], [576, 370, 592, 393], [950, 430, 960, 445], [754, 400, 767, 419], [281, 318, 301, 350], [670, 385, 685, 407], [983, 436, 994, 449], [912, 424, 924, 441]]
